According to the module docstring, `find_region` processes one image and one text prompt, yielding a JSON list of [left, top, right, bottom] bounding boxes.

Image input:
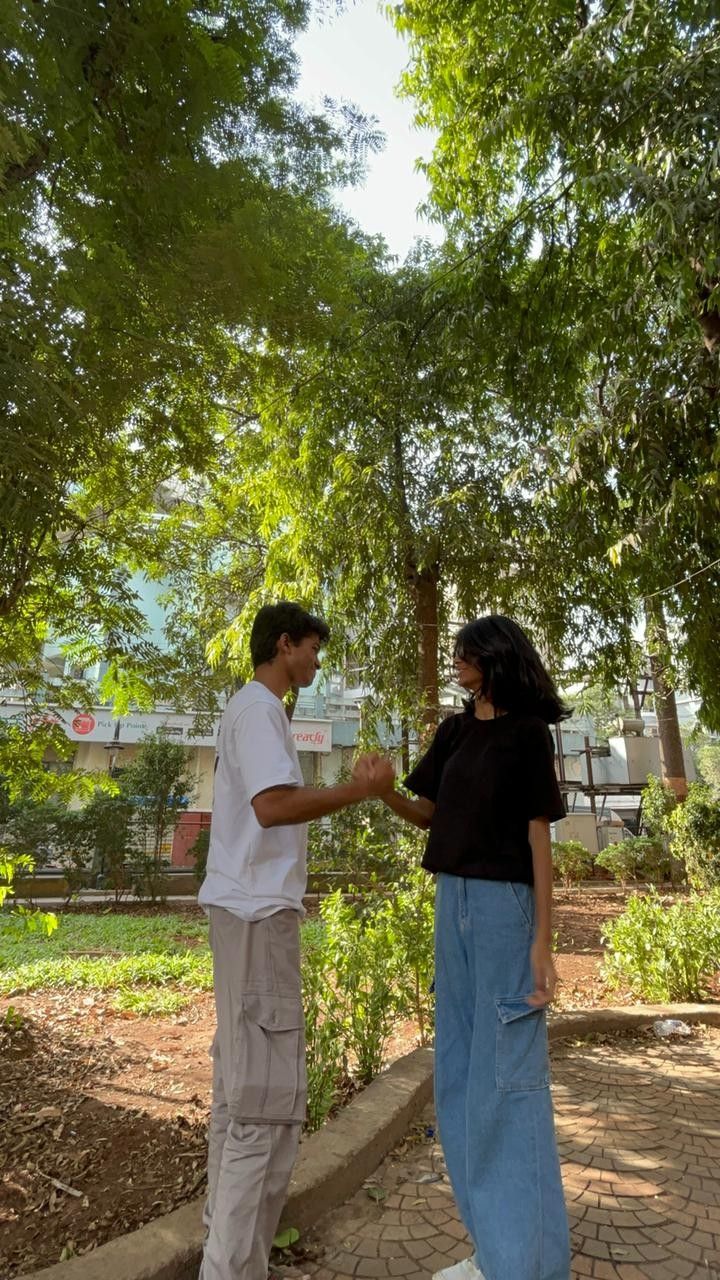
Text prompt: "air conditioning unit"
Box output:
[[615, 717, 645, 737]]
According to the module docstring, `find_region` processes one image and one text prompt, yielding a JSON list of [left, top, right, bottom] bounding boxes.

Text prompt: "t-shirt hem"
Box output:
[[423, 862, 534, 887], [201, 898, 307, 921]]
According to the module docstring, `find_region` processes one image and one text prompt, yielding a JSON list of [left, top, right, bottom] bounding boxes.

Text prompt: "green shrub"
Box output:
[[595, 836, 671, 886], [602, 890, 720, 1001], [696, 742, 720, 797], [642, 774, 678, 839], [122, 735, 197, 903], [82, 790, 135, 900], [307, 771, 423, 883], [188, 827, 210, 886], [640, 774, 685, 884], [319, 889, 397, 1086], [300, 918, 347, 1132], [380, 860, 435, 1045], [551, 840, 593, 887], [668, 783, 720, 891], [299, 864, 435, 1129]]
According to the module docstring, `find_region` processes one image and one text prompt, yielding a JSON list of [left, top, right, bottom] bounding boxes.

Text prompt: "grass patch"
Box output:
[[0, 912, 212, 996], [110, 988, 192, 1016]]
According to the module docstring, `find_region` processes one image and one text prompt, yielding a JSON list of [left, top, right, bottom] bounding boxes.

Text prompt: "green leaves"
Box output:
[[272, 1228, 300, 1250], [1, 0, 375, 723], [389, 0, 720, 723], [602, 889, 720, 1002]]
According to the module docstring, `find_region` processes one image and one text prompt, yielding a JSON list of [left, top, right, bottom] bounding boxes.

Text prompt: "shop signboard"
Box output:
[[0, 703, 332, 753]]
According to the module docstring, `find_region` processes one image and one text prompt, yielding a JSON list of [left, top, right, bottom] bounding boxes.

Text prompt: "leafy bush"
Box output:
[[1, 800, 70, 869], [320, 889, 397, 1085], [0, 853, 57, 939], [188, 827, 210, 886], [595, 837, 671, 886], [0, 716, 101, 933], [602, 890, 720, 1001], [300, 917, 347, 1132], [668, 783, 720, 891], [641, 773, 678, 839], [301, 865, 435, 1128], [121, 736, 197, 903], [307, 770, 423, 883], [381, 860, 435, 1045], [696, 742, 720, 797], [551, 840, 593, 887], [82, 790, 135, 901]]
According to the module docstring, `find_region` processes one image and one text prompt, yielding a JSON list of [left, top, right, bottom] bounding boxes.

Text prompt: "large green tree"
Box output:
[[200, 247, 635, 734], [391, 0, 720, 734], [1, 0, 374, 709]]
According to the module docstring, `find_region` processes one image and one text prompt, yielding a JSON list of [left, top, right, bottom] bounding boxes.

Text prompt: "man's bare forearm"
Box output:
[[253, 781, 371, 828]]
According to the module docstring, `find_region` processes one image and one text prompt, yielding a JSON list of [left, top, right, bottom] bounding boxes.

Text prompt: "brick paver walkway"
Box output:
[[303, 1027, 720, 1280]]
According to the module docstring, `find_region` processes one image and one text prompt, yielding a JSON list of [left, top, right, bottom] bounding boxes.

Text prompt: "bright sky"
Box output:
[[295, 1, 443, 259]]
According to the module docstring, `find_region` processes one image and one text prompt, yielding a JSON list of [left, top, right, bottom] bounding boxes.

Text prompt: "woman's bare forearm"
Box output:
[[529, 817, 554, 943], [382, 788, 434, 830]]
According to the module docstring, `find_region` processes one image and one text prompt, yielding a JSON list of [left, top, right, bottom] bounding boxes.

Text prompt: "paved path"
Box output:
[[302, 1027, 720, 1280]]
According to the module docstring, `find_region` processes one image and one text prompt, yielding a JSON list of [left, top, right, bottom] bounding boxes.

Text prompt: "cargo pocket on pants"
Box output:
[[495, 997, 549, 1092], [230, 994, 306, 1123]]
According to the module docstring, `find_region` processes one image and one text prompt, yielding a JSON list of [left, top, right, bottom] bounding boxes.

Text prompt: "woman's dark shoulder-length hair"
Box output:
[[454, 615, 571, 724]]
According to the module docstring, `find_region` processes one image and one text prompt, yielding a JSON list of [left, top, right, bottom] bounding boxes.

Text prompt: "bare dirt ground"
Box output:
[[0, 889, 709, 1277]]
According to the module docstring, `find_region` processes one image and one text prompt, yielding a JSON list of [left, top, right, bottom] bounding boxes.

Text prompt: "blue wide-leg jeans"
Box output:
[[434, 874, 570, 1280]]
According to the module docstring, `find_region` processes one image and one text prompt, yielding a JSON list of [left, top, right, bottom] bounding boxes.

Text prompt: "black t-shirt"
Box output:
[[405, 710, 565, 886]]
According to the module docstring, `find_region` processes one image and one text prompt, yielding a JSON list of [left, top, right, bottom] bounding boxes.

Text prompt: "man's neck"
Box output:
[[252, 663, 291, 702]]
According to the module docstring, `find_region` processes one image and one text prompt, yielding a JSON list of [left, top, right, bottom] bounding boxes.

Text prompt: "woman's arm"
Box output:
[[356, 753, 435, 830], [382, 786, 435, 830], [527, 817, 558, 1006]]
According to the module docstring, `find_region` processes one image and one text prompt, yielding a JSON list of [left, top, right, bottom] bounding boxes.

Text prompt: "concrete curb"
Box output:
[[548, 1001, 720, 1042], [27, 1004, 720, 1280]]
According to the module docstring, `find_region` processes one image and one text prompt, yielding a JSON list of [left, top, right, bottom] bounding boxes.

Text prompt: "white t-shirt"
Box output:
[[198, 682, 307, 921]]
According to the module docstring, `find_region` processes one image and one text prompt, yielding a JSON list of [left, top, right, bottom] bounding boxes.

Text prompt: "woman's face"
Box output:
[[453, 651, 483, 695]]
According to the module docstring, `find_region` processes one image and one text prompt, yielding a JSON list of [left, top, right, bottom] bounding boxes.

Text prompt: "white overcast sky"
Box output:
[[295, 0, 443, 258]]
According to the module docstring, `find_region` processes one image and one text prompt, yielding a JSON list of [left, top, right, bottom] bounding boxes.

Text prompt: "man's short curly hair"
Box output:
[[250, 602, 330, 669]]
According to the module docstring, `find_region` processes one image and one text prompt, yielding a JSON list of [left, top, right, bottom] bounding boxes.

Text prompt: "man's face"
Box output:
[[287, 633, 323, 688]]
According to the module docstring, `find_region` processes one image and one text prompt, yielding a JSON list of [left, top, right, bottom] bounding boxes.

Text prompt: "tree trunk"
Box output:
[[645, 597, 688, 801], [400, 719, 411, 775], [415, 564, 440, 742]]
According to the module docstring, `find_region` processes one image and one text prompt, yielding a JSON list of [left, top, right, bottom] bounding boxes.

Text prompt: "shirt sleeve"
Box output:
[[524, 719, 565, 822], [404, 717, 457, 802], [227, 700, 300, 802]]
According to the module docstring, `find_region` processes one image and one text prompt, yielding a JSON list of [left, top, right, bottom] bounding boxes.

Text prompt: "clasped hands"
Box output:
[[352, 751, 395, 798]]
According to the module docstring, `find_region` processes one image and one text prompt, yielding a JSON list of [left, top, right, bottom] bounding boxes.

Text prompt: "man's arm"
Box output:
[[252, 757, 394, 828], [527, 817, 558, 1007]]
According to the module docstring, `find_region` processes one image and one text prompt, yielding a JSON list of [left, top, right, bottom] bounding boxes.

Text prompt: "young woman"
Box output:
[[379, 615, 571, 1280]]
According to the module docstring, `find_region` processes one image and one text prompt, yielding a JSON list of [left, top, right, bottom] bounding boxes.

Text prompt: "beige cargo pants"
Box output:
[[199, 906, 307, 1280]]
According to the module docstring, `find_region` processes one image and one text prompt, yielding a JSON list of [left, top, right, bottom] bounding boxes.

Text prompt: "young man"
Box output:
[[198, 601, 394, 1280]]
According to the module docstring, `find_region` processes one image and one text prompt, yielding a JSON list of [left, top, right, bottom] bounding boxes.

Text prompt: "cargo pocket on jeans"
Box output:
[[230, 994, 306, 1123], [495, 997, 549, 1092]]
